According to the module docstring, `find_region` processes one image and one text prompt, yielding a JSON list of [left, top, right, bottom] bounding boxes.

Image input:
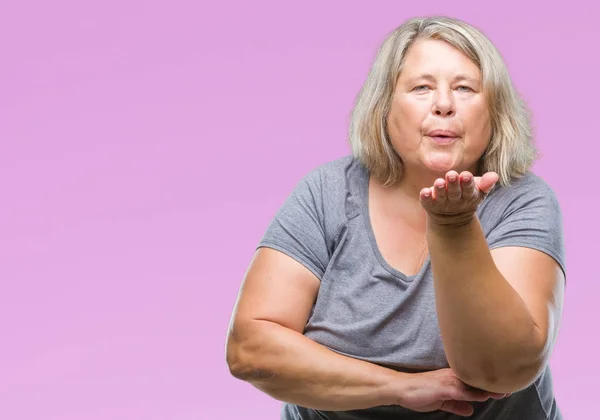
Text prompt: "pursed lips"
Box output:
[[425, 130, 460, 144]]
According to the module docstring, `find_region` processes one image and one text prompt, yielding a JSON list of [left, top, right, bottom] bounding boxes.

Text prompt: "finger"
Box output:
[[440, 400, 474, 417], [475, 171, 499, 194], [463, 383, 506, 400], [420, 187, 434, 208], [448, 383, 491, 403], [459, 171, 476, 199], [434, 178, 447, 201], [488, 392, 508, 400], [445, 171, 461, 202]]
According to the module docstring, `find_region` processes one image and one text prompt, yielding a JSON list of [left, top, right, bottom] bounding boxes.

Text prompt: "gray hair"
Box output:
[[348, 16, 536, 187]]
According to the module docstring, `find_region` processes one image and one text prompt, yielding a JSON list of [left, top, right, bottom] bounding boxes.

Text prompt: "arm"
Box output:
[[225, 247, 404, 410], [225, 248, 500, 413], [421, 171, 565, 393], [427, 217, 564, 393]]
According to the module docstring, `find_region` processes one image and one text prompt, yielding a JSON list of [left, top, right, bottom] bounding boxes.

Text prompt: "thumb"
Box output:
[[440, 400, 474, 416], [474, 172, 499, 194]]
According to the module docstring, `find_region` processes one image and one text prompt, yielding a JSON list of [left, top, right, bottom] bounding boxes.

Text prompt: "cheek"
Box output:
[[464, 104, 491, 139], [393, 98, 427, 130]]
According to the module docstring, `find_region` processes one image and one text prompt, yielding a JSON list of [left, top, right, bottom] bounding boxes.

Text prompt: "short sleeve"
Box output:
[[257, 170, 329, 280], [485, 178, 567, 279]]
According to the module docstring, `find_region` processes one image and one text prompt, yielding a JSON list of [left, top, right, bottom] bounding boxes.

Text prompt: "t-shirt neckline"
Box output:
[[355, 161, 430, 283]]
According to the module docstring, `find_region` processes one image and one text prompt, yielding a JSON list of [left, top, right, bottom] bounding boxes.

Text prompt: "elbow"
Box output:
[[452, 329, 550, 393], [225, 323, 275, 383], [454, 367, 538, 394], [225, 329, 253, 380], [226, 345, 250, 380], [226, 350, 273, 382], [451, 355, 546, 394]]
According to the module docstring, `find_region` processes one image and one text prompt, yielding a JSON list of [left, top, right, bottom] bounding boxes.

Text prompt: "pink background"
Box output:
[[1, 1, 597, 419]]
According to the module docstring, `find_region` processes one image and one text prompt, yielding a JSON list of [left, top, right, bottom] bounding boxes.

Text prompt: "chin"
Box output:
[[422, 154, 461, 174]]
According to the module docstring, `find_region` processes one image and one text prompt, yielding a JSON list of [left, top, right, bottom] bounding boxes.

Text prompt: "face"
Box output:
[[387, 38, 492, 176]]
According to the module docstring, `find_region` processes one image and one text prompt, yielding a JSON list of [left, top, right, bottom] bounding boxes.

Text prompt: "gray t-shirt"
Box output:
[[257, 155, 566, 420]]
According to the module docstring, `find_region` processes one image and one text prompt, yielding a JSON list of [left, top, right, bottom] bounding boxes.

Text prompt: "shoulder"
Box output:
[[481, 172, 561, 216], [294, 154, 363, 205], [292, 154, 364, 236], [480, 172, 567, 277], [301, 155, 358, 186], [490, 172, 557, 199], [257, 155, 362, 277]]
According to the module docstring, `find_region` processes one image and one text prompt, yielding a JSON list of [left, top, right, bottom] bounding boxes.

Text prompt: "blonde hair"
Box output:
[[348, 16, 536, 187]]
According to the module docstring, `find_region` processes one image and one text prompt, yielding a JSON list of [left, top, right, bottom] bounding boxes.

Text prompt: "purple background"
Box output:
[[0, 1, 596, 419]]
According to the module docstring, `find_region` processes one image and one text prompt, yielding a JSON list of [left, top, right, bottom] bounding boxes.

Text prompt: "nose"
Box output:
[[432, 89, 455, 117]]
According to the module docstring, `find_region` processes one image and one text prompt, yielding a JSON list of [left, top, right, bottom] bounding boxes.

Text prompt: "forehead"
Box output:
[[400, 38, 481, 79]]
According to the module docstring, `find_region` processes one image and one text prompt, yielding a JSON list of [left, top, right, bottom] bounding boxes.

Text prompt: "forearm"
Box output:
[[427, 216, 544, 392], [226, 319, 406, 411]]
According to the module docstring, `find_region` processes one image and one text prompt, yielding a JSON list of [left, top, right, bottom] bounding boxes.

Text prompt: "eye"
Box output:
[[457, 85, 473, 92], [413, 85, 431, 92]]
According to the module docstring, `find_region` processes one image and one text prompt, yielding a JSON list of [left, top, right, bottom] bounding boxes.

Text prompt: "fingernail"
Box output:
[[462, 175, 471, 182], [448, 175, 456, 182]]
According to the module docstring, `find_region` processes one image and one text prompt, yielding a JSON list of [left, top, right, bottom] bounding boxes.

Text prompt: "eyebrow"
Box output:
[[454, 75, 480, 84], [407, 73, 480, 84]]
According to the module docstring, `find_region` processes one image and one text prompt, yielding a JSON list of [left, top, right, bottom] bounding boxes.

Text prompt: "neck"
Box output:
[[370, 166, 429, 222], [395, 161, 482, 200], [397, 167, 443, 200]]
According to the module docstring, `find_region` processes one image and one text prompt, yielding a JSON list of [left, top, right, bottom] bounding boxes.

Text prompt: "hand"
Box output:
[[397, 368, 510, 417], [419, 170, 499, 227]]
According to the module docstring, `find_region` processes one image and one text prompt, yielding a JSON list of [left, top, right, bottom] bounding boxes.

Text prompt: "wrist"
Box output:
[[380, 371, 416, 407], [427, 213, 476, 233], [394, 372, 419, 407]]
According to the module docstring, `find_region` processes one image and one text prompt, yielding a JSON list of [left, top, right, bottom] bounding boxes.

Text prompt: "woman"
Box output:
[[225, 16, 566, 419]]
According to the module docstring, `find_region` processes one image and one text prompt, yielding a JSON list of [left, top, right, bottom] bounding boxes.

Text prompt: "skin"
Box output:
[[384, 38, 565, 392], [387, 37, 492, 196], [226, 247, 507, 416], [225, 37, 561, 416]]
